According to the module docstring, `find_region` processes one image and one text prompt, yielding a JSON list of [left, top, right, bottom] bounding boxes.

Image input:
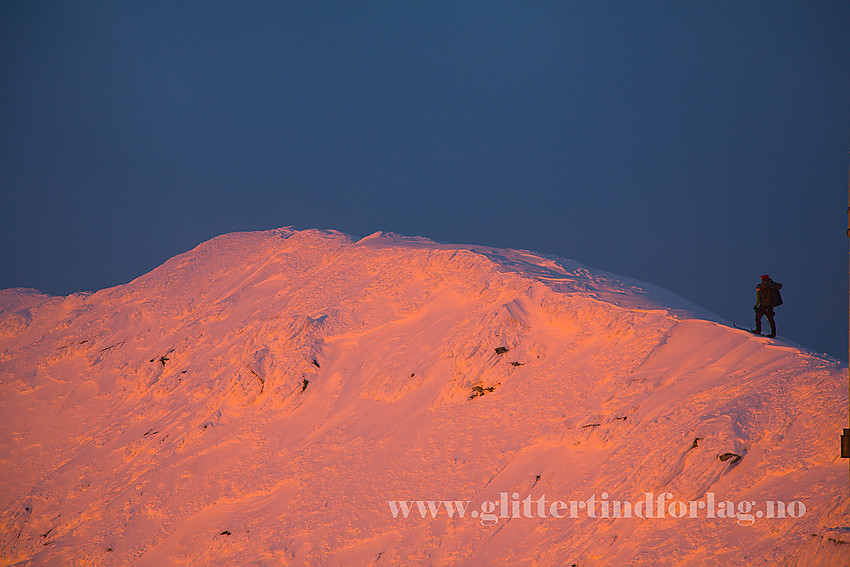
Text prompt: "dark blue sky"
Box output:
[[2, 2, 849, 360]]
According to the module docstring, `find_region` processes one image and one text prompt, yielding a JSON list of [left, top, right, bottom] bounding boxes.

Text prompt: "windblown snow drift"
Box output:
[[0, 228, 847, 566]]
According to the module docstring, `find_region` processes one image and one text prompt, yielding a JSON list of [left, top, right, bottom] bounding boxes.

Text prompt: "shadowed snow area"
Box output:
[[0, 228, 847, 566]]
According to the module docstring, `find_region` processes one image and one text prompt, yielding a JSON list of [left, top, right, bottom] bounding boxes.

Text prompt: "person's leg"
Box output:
[[755, 307, 764, 334], [766, 308, 776, 338]]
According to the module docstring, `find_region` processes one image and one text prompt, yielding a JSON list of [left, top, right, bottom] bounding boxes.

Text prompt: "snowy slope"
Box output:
[[0, 228, 847, 566]]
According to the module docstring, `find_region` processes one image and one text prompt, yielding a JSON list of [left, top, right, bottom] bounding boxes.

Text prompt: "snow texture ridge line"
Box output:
[[0, 227, 846, 566]]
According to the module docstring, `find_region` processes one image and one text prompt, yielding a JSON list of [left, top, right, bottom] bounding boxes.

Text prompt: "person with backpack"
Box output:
[[754, 274, 783, 338]]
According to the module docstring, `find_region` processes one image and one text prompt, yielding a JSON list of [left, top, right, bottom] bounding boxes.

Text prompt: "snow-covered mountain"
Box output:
[[1, 228, 847, 566]]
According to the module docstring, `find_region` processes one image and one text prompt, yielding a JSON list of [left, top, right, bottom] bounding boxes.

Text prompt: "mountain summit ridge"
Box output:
[[0, 228, 846, 566]]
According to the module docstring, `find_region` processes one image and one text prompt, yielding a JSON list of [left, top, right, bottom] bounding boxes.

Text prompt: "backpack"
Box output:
[[770, 285, 783, 307]]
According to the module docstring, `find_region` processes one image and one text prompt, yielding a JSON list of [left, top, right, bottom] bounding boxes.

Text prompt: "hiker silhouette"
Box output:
[[753, 274, 782, 338]]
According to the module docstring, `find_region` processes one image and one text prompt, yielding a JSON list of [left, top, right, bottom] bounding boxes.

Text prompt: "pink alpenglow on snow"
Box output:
[[0, 228, 847, 565]]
